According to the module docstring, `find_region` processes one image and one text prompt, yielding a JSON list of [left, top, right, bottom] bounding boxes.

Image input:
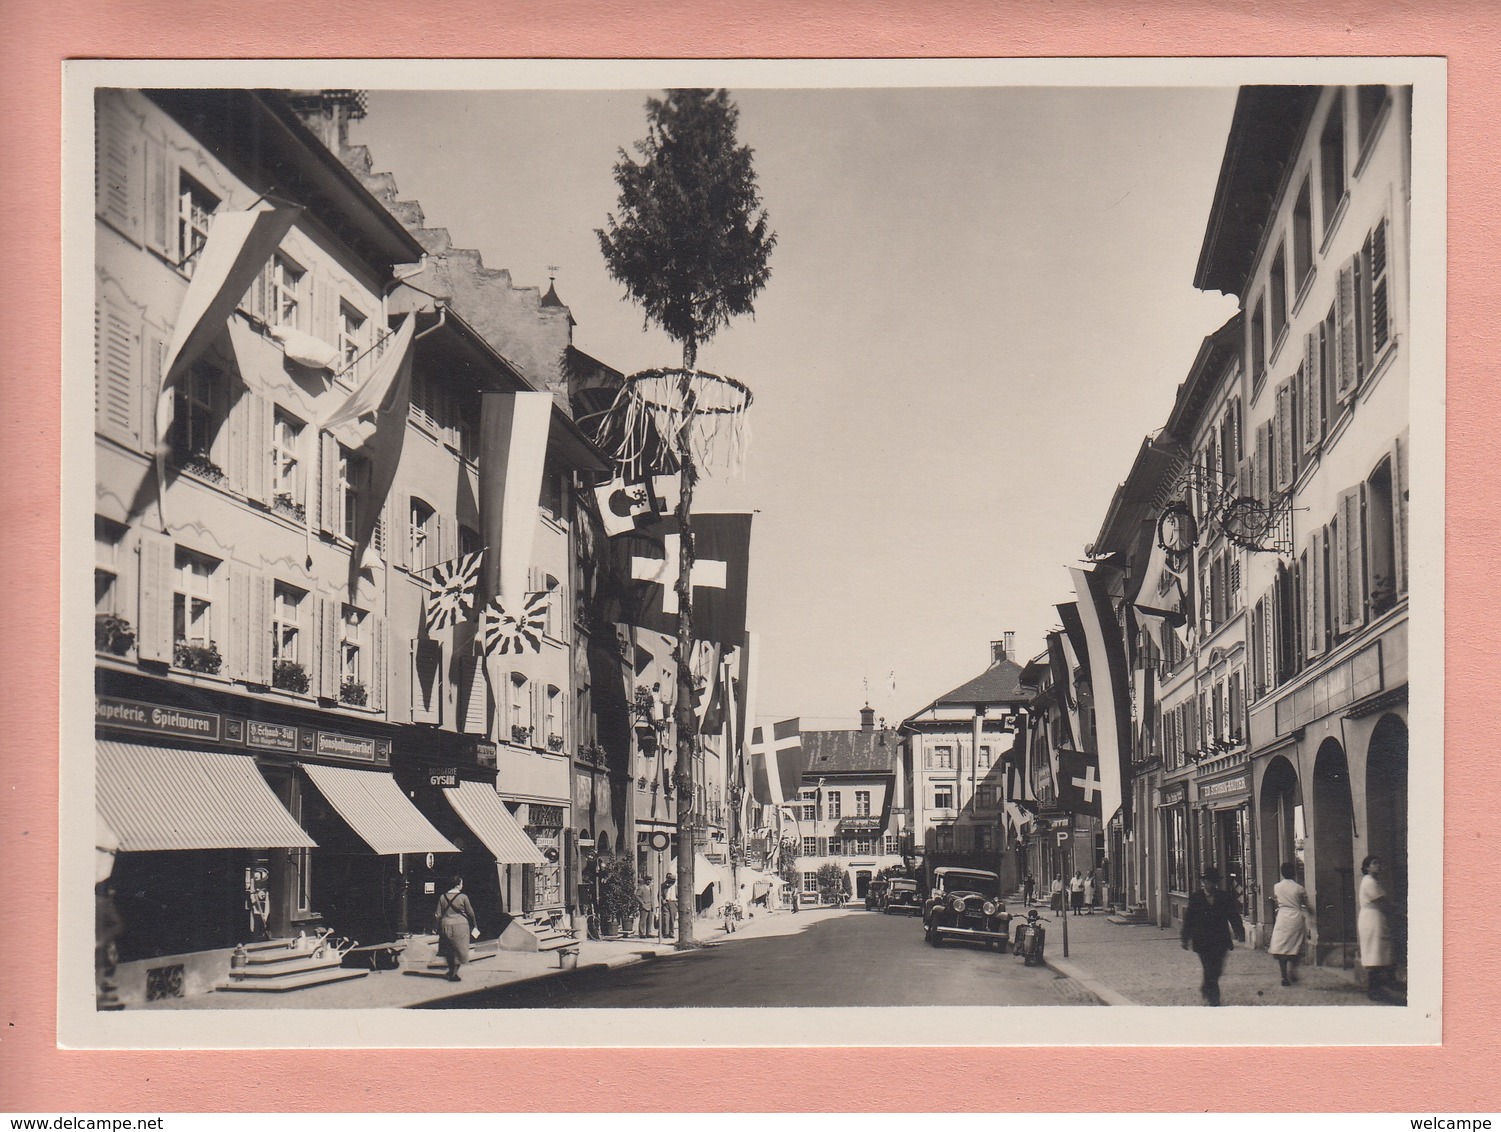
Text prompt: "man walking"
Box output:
[[1022, 872, 1036, 907], [1181, 866, 1245, 1006]]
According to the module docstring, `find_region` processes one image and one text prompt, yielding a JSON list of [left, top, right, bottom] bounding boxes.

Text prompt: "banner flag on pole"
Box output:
[[1069, 564, 1134, 827], [622, 512, 752, 646], [750, 718, 804, 806], [1045, 631, 1076, 752], [476, 391, 553, 610], [153, 204, 301, 526], [321, 314, 417, 432], [1054, 746, 1104, 819], [1057, 601, 1092, 686], [425, 550, 484, 632], [593, 474, 680, 537], [477, 587, 552, 656]]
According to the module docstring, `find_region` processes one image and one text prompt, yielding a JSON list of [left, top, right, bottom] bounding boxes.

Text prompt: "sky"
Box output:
[[350, 83, 1241, 731]]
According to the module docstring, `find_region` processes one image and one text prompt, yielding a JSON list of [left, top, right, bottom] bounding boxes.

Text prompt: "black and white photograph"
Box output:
[[66, 57, 1444, 1048]]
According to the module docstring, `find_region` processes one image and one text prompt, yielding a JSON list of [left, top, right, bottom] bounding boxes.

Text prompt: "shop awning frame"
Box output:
[[302, 762, 458, 856], [96, 741, 316, 852], [443, 780, 546, 865]]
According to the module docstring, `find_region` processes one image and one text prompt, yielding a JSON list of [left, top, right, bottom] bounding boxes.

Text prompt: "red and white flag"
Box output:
[[622, 512, 752, 646], [750, 718, 804, 806], [1069, 564, 1134, 826]]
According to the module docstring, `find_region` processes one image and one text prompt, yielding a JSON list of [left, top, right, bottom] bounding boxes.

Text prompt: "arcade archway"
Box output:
[[1366, 713, 1409, 965], [1312, 739, 1356, 965]]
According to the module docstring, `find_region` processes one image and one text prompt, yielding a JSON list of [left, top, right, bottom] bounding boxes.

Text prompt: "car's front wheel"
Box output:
[[925, 922, 943, 947]]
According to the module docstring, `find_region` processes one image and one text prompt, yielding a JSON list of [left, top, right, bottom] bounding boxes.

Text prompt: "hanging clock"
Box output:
[[1156, 501, 1199, 555]]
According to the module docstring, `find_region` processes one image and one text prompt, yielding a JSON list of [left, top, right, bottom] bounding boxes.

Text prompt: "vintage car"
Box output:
[[921, 867, 1012, 948], [864, 878, 889, 911], [882, 878, 922, 915]]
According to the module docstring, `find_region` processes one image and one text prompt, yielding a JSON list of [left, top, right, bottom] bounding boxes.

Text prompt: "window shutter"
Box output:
[[1393, 429, 1409, 594], [393, 497, 410, 572], [227, 562, 251, 680], [143, 136, 172, 259], [370, 616, 386, 713], [96, 294, 141, 448], [1306, 328, 1324, 453], [1273, 381, 1294, 490], [320, 432, 343, 536], [319, 597, 340, 698], [1304, 534, 1320, 661], [817, 837, 828, 857], [1369, 217, 1391, 355], [1261, 594, 1276, 693], [459, 657, 490, 734], [248, 574, 272, 686], [440, 510, 458, 567], [1336, 260, 1359, 401], [136, 532, 175, 664], [1334, 487, 1366, 633], [95, 94, 142, 242]]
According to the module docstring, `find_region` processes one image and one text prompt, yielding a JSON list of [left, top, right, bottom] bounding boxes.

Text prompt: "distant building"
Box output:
[[900, 637, 1029, 890], [790, 707, 906, 904]]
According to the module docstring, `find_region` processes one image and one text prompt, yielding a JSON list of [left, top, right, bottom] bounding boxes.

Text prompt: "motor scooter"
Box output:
[[1012, 909, 1048, 966]]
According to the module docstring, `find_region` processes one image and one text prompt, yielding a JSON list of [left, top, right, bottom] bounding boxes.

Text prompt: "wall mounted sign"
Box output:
[[429, 767, 458, 788], [1199, 772, 1250, 801], [1160, 782, 1189, 806], [96, 695, 220, 742]]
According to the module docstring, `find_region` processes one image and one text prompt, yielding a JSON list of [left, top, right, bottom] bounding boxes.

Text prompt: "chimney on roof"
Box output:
[[860, 704, 875, 732], [991, 632, 1016, 665]]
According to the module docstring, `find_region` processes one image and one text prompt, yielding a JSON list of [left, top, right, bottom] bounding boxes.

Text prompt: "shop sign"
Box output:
[[96, 695, 220, 741], [837, 817, 882, 834], [1160, 782, 1189, 806], [315, 730, 390, 766], [1199, 772, 1249, 802], [528, 804, 565, 828], [245, 720, 299, 753], [1036, 813, 1071, 831], [429, 767, 459, 787], [474, 741, 498, 769]]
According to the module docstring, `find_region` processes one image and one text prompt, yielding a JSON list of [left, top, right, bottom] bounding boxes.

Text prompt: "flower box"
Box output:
[[179, 452, 227, 485], [272, 493, 307, 523], [339, 679, 368, 706], [175, 640, 222, 674], [272, 659, 310, 694], [511, 724, 533, 745], [546, 733, 565, 753], [95, 614, 135, 656]]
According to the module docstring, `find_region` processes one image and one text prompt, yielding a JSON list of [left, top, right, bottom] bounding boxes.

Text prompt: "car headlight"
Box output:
[[951, 896, 966, 913], [982, 901, 997, 916]]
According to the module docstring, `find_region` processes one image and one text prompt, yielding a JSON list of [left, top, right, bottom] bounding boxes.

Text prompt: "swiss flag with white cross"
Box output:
[[1054, 746, 1104, 819], [618, 513, 752, 646]]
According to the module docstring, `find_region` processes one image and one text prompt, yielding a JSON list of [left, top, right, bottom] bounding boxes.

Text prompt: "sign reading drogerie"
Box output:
[[96, 695, 220, 741]]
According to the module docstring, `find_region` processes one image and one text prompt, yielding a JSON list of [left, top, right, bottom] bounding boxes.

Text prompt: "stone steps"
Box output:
[[217, 967, 369, 993]]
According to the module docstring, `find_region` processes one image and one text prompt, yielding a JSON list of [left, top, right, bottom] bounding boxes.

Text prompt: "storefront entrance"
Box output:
[[1312, 738, 1357, 965]]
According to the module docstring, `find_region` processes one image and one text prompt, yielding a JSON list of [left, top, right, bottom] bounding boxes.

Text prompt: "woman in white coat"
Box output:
[[1267, 861, 1312, 986], [1358, 855, 1396, 1001]]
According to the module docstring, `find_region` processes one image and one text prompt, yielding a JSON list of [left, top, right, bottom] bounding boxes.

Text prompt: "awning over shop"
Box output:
[[302, 762, 457, 856], [443, 780, 546, 865], [694, 852, 729, 894], [96, 741, 316, 852]]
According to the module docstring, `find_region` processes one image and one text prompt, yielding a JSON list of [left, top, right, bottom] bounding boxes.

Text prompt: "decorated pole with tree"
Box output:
[[598, 89, 775, 946]]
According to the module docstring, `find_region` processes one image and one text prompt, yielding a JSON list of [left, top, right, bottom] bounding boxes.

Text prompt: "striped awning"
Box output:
[[302, 762, 457, 856], [694, 852, 729, 894], [443, 781, 545, 865], [96, 741, 316, 852]]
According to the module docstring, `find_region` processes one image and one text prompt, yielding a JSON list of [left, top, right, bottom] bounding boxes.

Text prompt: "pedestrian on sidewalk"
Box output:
[[1023, 872, 1036, 906], [660, 874, 677, 939], [1069, 871, 1085, 915], [1268, 862, 1312, 986], [1358, 855, 1397, 1002], [433, 876, 479, 983], [1180, 866, 1245, 1006], [637, 876, 657, 939], [1050, 875, 1064, 912], [1082, 871, 1096, 914]]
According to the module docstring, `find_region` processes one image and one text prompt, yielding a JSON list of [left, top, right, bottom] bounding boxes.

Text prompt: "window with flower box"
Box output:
[[271, 584, 309, 693], [173, 549, 221, 672], [339, 605, 367, 704], [270, 410, 305, 521], [171, 363, 226, 479], [855, 790, 872, 816]]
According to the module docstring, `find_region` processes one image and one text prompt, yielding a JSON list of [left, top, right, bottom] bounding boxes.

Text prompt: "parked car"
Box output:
[[921, 867, 1012, 949], [865, 878, 889, 911], [883, 878, 922, 916]]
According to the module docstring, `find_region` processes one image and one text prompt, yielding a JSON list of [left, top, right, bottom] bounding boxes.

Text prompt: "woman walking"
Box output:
[[433, 875, 479, 983], [1268, 862, 1312, 986], [1358, 855, 1396, 1002]]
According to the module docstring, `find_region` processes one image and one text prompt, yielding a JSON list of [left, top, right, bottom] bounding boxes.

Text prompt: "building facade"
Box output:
[[789, 708, 906, 905], [900, 638, 1029, 891]]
